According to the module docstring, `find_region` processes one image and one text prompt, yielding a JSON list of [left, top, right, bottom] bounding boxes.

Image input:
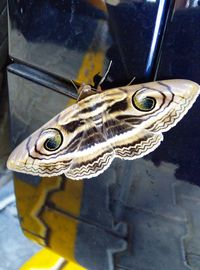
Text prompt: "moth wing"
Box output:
[[143, 80, 200, 133], [103, 79, 200, 160], [113, 127, 163, 160], [102, 111, 163, 160], [147, 94, 197, 133], [65, 121, 114, 180]]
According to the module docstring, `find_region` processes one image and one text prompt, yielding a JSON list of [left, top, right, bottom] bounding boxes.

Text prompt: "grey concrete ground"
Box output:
[[0, 180, 40, 270]]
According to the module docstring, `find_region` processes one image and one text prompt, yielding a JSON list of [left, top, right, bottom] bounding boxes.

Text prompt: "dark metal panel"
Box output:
[[8, 0, 108, 82], [8, 0, 170, 84], [156, 1, 200, 83], [106, 0, 171, 83], [7, 69, 73, 146], [8, 63, 77, 99], [149, 1, 200, 185]]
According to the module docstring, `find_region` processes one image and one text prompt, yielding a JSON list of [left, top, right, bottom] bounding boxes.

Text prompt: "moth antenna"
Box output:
[[98, 60, 113, 87], [70, 79, 78, 92], [127, 76, 136, 86]]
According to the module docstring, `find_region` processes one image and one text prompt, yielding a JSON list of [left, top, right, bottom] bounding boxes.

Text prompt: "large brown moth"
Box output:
[[7, 79, 200, 180]]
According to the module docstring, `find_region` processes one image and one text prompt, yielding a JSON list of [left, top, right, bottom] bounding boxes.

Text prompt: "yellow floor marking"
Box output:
[[19, 248, 86, 270]]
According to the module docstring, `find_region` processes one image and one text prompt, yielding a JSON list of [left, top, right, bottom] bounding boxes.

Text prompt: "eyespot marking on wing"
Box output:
[[132, 89, 156, 111], [42, 128, 63, 151]]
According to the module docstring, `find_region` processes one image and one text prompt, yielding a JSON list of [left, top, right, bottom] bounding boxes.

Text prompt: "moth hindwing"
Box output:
[[7, 79, 200, 180]]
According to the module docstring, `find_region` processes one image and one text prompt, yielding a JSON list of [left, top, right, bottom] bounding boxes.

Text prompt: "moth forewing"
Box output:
[[143, 80, 200, 133], [7, 79, 200, 180]]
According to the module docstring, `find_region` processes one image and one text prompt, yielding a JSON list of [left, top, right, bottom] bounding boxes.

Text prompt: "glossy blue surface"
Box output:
[[8, 0, 168, 84], [152, 2, 200, 185]]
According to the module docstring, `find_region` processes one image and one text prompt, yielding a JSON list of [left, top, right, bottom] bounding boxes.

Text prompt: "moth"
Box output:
[[7, 79, 200, 180]]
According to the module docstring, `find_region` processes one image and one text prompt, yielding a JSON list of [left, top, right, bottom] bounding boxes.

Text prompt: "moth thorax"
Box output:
[[78, 84, 96, 100], [78, 84, 92, 93], [82, 85, 92, 92]]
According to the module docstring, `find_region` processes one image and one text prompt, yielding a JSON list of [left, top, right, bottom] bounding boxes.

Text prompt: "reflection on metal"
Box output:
[[0, 194, 15, 211], [87, 0, 107, 12], [174, 0, 200, 9], [8, 0, 109, 83], [106, 0, 120, 6], [8, 64, 78, 99], [145, 0, 167, 76], [8, 0, 170, 84]]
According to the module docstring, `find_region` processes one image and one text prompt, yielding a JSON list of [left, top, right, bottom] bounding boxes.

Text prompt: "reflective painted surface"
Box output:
[[106, 0, 170, 82], [8, 0, 169, 84], [152, 1, 200, 185]]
